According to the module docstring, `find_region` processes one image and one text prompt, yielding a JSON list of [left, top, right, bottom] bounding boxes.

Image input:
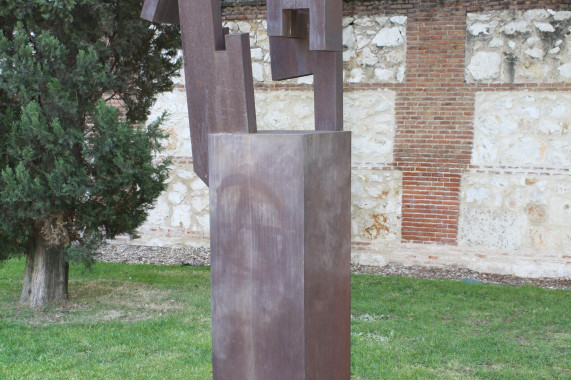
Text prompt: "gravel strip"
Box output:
[[352, 263, 570, 291], [95, 244, 210, 267], [96, 244, 570, 290]]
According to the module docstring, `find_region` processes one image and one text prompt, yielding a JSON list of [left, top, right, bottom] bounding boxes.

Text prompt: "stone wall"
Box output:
[[466, 9, 571, 83], [119, 0, 571, 279], [222, 16, 407, 84], [457, 91, 571, 277], [128, 86, 404, 249], [471, 92, 570, 168]]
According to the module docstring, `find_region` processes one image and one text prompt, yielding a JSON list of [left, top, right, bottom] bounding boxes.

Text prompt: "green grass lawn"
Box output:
[[1, 257, 569, 379]]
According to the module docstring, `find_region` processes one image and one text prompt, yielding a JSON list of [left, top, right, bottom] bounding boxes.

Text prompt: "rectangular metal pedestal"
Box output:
[[209, 131, 351, 380]]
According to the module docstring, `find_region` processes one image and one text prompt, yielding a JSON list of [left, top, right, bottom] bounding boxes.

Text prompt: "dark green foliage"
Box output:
[[0, 0, 181, 263]]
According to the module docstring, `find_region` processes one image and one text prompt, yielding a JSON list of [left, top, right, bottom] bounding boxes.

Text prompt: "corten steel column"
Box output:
[[209, 131, 351, 379], [141, 0, 349, 378]]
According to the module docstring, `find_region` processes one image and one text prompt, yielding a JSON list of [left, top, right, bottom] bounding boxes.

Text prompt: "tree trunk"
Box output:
[[20, 232, 69, 309]]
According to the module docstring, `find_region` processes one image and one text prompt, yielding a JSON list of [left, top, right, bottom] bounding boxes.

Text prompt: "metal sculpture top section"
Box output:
[[141, 0, 343, 185], [266, 0, 343, 132], [267, 0, 342, 52], [142, 0, 256, 186]]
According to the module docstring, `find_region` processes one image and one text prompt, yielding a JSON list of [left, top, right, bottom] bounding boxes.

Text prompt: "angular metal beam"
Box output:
[[142, 0, 257, 186], [267, 0, 343, 131], [209, 131, 351, 380], [141, 0, 179, 24], [267, 0, 342, 51]]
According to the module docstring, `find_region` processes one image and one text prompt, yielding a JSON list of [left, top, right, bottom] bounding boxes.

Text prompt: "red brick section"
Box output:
[[391, 3, 469, 244], [388, 0, 568, 245], [222, 0, 570, 246]]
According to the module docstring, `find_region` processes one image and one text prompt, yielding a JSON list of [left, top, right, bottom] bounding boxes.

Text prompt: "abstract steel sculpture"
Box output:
[[142, 0, 256, 185], [142, 0, 350, 378], [267, 0, 343, 131]]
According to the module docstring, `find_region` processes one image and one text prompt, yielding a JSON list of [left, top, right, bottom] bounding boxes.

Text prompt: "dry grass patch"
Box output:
[[5, 281, 184, 326]]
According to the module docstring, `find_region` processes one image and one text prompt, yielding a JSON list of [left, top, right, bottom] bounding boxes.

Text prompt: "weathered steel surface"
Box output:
[[267, 0, 343, 131], [209, 131, 351, 380], [141, 0, 179, 24], [141, 0, 256, 186], [267, 0, 342, 51], [143, 1, 350, 378]]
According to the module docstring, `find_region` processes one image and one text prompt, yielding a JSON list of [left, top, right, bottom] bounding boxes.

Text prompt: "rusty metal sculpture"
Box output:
[[142, 0, 256, 185], [267, 0, 343, 131], [142, 0, 349, 378]]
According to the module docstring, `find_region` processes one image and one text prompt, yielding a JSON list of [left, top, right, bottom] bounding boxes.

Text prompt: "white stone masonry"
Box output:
[[223, 15, 407, 84], [466, 9, 571, 83]]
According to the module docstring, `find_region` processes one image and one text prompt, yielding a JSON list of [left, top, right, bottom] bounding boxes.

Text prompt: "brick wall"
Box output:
[[392, 4, 471, 244]]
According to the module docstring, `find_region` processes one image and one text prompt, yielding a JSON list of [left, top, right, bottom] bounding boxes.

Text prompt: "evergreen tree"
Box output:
[[0, 0, 181, 309]]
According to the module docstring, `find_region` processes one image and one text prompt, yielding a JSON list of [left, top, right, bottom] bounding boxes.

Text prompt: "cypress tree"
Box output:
[[0, 0, 181, 309]]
